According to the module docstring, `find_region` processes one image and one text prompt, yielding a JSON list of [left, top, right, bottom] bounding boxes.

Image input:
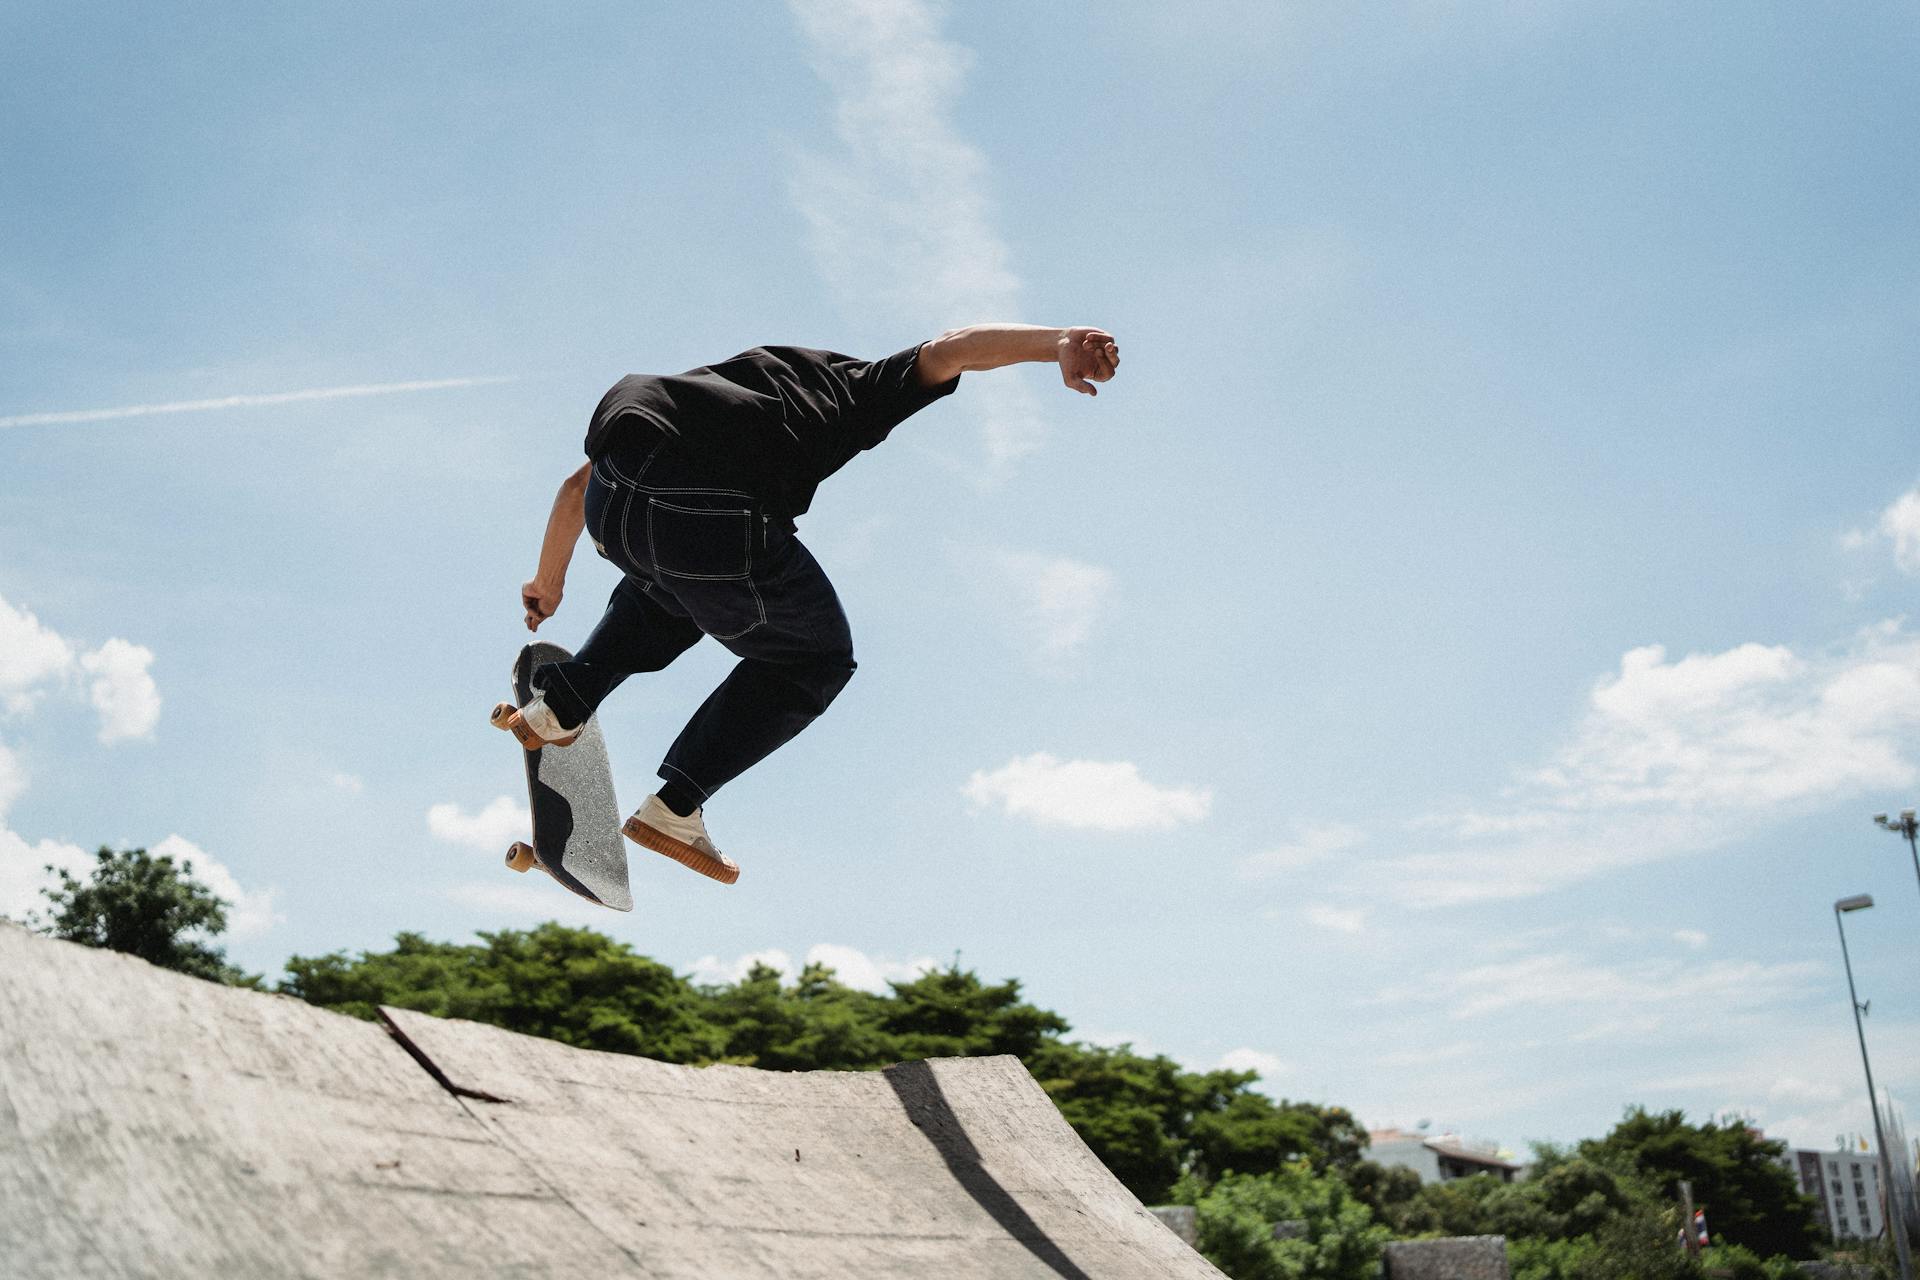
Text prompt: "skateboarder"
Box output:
[[497, 325, 1120, 883]]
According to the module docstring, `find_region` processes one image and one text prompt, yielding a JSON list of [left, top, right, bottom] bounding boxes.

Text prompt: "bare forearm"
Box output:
[[520, 464, 588, 630], [916, 323, 1118, 395], [534, 466, 589, 589], [923, 324, 1064, 375]]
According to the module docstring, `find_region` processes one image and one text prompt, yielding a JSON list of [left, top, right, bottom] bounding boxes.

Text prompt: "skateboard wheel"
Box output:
[[490, 702, 516, 728], [505, 842, 536, 873]]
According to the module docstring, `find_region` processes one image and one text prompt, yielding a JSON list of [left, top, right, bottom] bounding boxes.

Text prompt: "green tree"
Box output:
[[1032, 1041, 1194, 1204], [701, 960, 897, 1070], [1341, 1159, 1423, 1221], [1580, 1108, 1820, 1260], [1190, 1089, 1368, 1182], [878, 966, 1068, 1060], [37, 845, 255, 985], [1504, 1200, 1696, 1280], [282, 924, 718, 1060], [1178, 1166, 1389, 1280]]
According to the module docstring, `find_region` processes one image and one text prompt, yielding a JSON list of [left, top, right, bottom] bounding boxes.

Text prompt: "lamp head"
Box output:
[[1874, 813, 1890, 827], [1836, 894, 1874, 913], [1902, 808, 1916, 823]]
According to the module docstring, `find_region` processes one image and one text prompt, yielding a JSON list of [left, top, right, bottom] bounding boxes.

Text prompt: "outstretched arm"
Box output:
[[521, 462, 590, 631], [915, 324, 1120, 395]]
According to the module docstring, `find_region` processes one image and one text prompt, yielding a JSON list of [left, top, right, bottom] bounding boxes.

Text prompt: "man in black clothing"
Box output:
[[498, 324, 1119, 883]]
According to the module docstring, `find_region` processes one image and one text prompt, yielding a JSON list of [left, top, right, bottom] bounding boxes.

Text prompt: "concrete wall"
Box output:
[[0, 924, 1223, 1279], [1381, 1235, 1511, 1280]]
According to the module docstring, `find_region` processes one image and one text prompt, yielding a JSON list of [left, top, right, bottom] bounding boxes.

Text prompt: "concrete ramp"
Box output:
[[0, 925, 1222, 1279]]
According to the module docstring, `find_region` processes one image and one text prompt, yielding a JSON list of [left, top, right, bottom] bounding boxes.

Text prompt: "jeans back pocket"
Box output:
[[646, 497, 753, 580]]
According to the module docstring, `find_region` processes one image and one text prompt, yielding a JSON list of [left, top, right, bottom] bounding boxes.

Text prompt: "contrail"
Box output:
[[0, 375, 515, 428]]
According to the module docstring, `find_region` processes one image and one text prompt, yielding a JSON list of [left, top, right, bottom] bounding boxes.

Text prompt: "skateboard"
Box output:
[[491, 642, 633, 911]]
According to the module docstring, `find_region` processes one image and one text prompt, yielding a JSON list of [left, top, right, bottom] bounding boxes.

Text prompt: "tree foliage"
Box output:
[[1578, 1108, 1821, 1261], [1176, 1166, 1389, 1280], [36, 846, 255, 985]]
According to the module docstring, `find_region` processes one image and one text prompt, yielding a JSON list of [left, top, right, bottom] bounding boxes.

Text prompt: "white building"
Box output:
[[1787, 1146, 1884, 1241], [1369, 1127, 1522, 1185]]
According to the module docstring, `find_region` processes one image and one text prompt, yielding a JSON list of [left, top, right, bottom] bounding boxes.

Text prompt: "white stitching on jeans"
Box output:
[[646, 499, 752, 580], [619, 483, 639, 569], [658, 761, 712, 801]]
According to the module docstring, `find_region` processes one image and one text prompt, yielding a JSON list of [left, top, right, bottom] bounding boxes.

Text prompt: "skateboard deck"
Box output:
[[499, 642, 632, 911]]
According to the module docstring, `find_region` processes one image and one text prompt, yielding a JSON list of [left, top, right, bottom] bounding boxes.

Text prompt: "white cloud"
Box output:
[[804, 942, 938, 993], [687, 948, 797, 987], [79, 639, 160, 742], [150, 833, 281, 938], [427, 797, 530, 851], [964, 753, 1213, 832], [1220, 1047, 1287, 1079], [330, 772, 364, 795], [0, 823, 91, 923], [1305, 903, 1368, 934], [785, 0, 1042, 466], [0, 599, 167, 921], [1239, 824, 1365, 879], [1674, 929, 1710, 949], [0, 597, 76, 712], [0, 741, 24, 817], [0, 375, 513, 429], [1876, 486, 1920, 573], [1371, 623, 1920, 906], [684, 943, 938, 994], [0, 595, 161, 743]]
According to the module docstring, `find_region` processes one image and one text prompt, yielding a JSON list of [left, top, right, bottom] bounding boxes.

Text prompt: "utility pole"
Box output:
[[1872, 809, 1920, 905], [1836, 895, 1914, 1280]]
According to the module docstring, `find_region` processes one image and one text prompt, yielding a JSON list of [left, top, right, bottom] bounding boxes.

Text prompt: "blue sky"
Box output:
[[4, 1, 1918, 1159]]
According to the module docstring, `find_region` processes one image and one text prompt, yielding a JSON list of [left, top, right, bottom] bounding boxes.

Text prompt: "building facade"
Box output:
[[1788, 1146, 1884, 1241], [1368, 1128, 1522, 1185]]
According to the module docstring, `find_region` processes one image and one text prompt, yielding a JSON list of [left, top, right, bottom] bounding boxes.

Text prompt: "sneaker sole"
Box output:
[[623, 817, 740, 885], [489, 702, 579, 751]]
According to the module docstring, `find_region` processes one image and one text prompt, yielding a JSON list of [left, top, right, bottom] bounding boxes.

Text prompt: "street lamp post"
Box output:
[[1835, 894, 1913, 1280], [1872, 809, 1920, 902]]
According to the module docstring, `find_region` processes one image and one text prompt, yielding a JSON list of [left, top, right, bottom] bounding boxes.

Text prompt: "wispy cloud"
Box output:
[[785, 0, 1041, 466], [0, 375, 513, 429], [1376, 948, 1822, 1023], [1363, 621, 1920, 907], [1304, 903, 1368, 935], [964, 753, 1213, 832], [955, 548, 1117, 664], [1239, 823, 1365, 880], [1867, 484, 1920, 574]]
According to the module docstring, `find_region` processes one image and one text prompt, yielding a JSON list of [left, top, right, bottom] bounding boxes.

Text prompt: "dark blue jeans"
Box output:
[[533, 436, 857, 806]]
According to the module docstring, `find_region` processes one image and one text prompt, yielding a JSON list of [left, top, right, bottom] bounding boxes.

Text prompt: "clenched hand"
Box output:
[[1058, 327, 1120, 396]]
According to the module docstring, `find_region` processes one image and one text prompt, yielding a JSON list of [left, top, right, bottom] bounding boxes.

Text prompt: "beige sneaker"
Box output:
[[622, 794, 740, 884], [489, 693, 580, 750]]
